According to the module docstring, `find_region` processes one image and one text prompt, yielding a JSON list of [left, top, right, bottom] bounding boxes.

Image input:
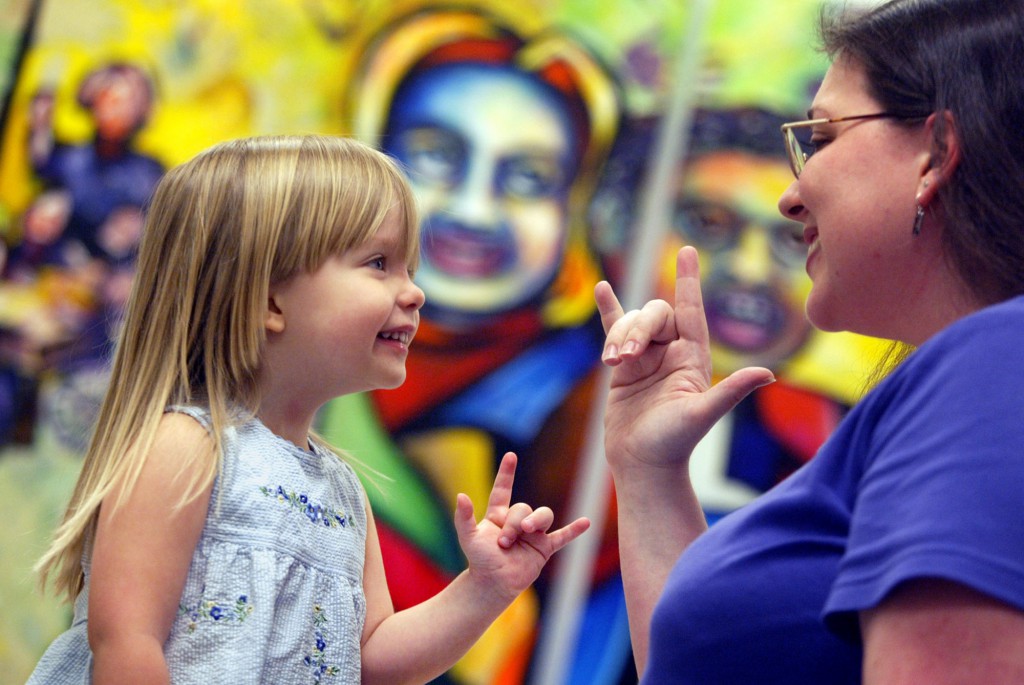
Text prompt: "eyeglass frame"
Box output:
[[780, 112, 927, 178]]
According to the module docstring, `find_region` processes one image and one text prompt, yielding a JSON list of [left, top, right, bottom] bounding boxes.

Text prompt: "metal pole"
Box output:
[[531, 0, 716, 681]]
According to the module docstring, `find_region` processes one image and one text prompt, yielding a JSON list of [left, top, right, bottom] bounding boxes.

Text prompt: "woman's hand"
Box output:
[[454, 451, 590, 603], [595, 246, 776, 476], [595, 246, 776, 676]]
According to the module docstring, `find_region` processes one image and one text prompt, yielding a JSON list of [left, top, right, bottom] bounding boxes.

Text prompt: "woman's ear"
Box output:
[[917, 110, 961, 207], [265, 293, 285, 334]]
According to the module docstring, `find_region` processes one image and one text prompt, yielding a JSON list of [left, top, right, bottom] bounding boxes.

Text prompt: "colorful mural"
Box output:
[[0, 0, 885, 683], [319, 7, 621, 683]]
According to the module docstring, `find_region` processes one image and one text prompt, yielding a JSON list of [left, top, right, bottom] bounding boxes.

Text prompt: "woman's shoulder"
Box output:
[[933, 294, 1024, 348], [887, 294, 1024, 387]]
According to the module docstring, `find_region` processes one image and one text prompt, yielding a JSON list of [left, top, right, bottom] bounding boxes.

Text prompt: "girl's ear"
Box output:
[[265, 294, 285, 333], [917, 110, 961, 207]]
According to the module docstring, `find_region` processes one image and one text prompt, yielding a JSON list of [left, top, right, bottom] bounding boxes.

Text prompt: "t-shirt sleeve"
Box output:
[[824, 305, 1024, 637]]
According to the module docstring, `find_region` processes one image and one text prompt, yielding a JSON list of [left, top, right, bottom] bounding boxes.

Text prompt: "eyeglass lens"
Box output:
[[784, 127, 814, 178]]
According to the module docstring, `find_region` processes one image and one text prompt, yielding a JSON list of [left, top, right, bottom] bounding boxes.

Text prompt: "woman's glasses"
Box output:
[[780, 113, 922, 178]]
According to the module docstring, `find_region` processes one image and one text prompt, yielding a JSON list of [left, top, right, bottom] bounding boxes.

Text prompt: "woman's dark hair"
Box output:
[[821, 0, 1024, 305]]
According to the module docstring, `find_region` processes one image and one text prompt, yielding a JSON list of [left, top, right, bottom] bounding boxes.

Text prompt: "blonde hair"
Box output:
[[36, 135, 419, 602]]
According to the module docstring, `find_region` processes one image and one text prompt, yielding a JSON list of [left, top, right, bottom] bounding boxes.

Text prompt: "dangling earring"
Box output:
[[912, 185, 927, 237]]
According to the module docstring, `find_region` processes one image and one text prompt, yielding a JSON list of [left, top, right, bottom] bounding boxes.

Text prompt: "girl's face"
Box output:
[[777, 57, 933, 343], [267, 210, 425, 404]]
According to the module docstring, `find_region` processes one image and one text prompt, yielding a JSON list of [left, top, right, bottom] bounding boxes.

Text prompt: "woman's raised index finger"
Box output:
[[674, 246, 711, 350]]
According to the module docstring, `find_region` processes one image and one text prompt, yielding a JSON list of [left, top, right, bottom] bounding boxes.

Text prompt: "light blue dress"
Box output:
[[28, 406, 368, 684]]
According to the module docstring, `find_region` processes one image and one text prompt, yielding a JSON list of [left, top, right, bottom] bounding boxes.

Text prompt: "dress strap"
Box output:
[[71, 582, 89, 627]]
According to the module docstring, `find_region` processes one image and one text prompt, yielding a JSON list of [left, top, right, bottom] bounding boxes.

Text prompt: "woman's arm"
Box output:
[[595, 246, 774, 674], [360, 451, 589, 685], [861, 578, 1024, 685], [87, 412, 214, 685]]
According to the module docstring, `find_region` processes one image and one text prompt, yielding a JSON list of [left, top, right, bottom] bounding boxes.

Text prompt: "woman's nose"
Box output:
[[777, 180, 806, 222]]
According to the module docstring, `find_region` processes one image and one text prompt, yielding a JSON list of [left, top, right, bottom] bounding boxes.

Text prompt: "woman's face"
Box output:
[[777, 57, 933, 342]]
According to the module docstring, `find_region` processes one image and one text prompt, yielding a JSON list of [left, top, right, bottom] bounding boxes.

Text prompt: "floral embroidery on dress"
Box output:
[[304, 604, 341, 682], [259, 485, 349, 528], [179, 594, 254, 634]]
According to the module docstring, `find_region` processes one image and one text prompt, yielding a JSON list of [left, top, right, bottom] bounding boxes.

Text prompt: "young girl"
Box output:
[[27, 135, 590, 684]]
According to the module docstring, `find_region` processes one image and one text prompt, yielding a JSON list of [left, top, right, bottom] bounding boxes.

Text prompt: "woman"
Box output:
[[595, 0, 1024, 682]]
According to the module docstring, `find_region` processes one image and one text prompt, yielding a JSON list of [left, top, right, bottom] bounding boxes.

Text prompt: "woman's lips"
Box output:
[[803, 226, 819, 277]]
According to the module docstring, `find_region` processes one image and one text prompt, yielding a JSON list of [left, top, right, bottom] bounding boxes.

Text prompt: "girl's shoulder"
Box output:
[[148, 410, 217, 472], [162, 406, 215, 435], [166, 404, 213, 429], [147, 412, 219, 499]]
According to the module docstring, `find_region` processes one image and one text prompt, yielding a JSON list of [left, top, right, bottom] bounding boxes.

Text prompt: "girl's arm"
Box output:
[[87, 412, 214, 685], [360, 452, 589, 685]]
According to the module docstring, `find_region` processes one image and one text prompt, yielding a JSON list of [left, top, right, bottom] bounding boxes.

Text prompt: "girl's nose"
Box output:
[[401, 277, 426, 310]]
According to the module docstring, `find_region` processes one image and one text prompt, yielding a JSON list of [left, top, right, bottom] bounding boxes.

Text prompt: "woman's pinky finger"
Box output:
[[595, 281, 625, 334]]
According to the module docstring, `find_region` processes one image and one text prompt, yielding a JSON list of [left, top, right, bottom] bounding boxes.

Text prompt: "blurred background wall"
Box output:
[[0, 1, 885, 682]]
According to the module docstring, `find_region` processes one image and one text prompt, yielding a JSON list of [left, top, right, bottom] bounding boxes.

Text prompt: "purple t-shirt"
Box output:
[[643, 295, 1024, 684]]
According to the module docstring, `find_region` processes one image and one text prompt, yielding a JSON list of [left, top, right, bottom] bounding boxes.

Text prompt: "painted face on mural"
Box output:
[[384, 63, 577, 319], [662, 151, 811, 373], [81, 66, 153, 142]]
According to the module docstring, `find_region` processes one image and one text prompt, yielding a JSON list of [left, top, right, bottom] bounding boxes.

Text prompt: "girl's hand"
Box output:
[[595, 246, 776, 476], [453, 452, 590, 602]]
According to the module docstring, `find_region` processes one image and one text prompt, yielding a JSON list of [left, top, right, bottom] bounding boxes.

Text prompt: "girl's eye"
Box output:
[[369, 256, 386, 270]]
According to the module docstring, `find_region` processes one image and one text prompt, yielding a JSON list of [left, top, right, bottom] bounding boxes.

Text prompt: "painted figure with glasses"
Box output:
[[595, 0, 1024, 682]]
